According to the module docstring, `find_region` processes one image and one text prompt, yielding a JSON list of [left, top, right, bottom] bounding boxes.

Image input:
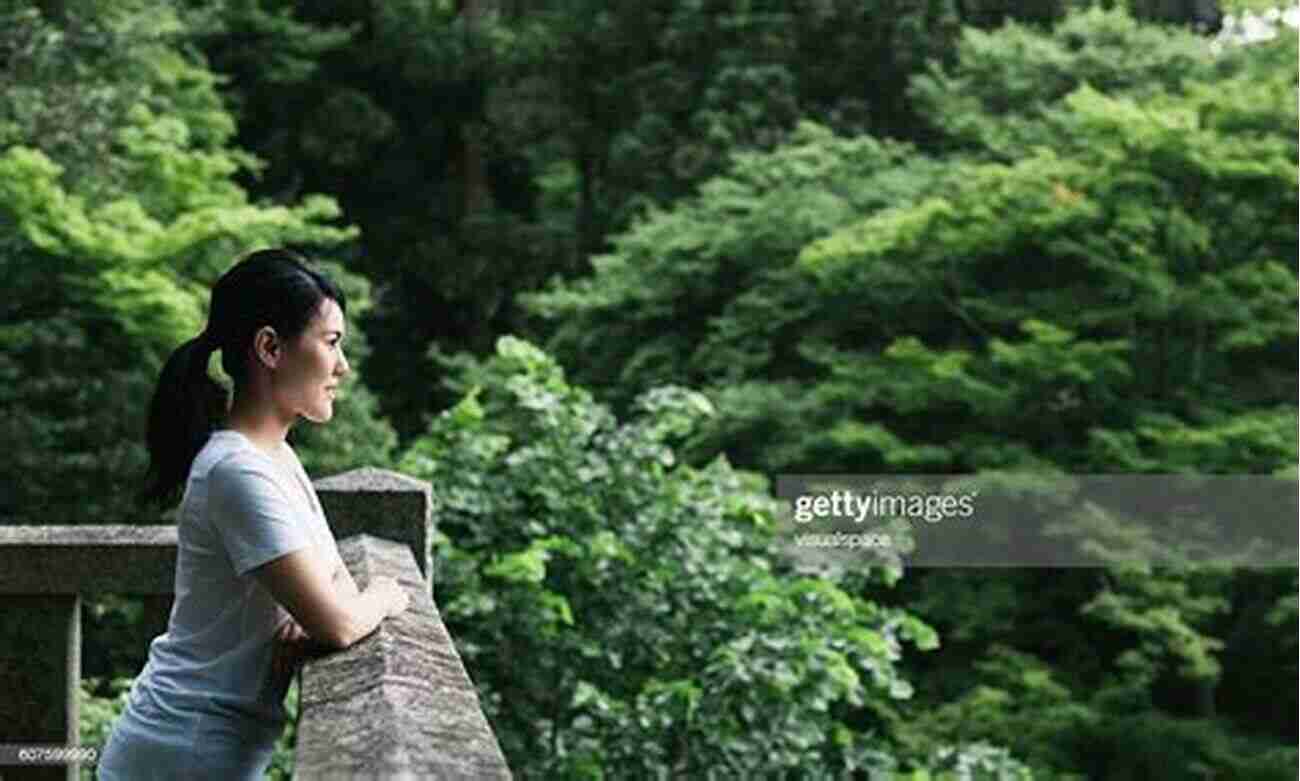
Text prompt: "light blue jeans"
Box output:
[[96, 682, 283, 780]]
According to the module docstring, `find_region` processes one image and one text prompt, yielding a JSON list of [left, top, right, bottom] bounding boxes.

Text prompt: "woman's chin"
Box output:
[[303, 404, 333, 423]]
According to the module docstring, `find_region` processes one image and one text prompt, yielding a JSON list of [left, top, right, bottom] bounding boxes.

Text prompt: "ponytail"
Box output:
[[136, 333, 229, 511]]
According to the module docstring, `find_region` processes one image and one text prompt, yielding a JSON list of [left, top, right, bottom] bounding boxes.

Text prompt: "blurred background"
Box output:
[[1, 0, 1296, 777]]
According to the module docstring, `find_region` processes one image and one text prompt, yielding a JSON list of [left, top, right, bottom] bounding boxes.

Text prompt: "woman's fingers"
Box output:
[[269, 619, 316, 684], [272, 620, 299, 678]]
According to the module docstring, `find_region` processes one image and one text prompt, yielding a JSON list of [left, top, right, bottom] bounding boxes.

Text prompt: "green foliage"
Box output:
[[1072, 710, 1299, 780], [900, 644, 1300, 780], [265, 679, 299, 780], [899, 644, 1095, 778], [400, 336, 939, 777], [188, 0, 355, 87], [913, 743, 1036, 781], [1219, 0, 1294, 13], [78, 675, 132, 781], [522, 120, 949, 421], [906, 6, 1218, 162]]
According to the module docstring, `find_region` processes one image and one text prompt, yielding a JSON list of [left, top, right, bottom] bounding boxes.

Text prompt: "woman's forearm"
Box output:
[[333, 562, 361, 598]]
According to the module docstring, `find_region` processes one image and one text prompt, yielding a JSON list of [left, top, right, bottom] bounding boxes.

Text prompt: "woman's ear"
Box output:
[[253, 326, 281, 370]]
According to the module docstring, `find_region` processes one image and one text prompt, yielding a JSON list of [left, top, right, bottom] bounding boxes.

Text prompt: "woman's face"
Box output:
[[275, 297, 350, 424]]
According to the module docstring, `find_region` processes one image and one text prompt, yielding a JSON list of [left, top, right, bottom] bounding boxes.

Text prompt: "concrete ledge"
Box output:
[[0, 461, 434, 593], [295, 534, 511, 780]]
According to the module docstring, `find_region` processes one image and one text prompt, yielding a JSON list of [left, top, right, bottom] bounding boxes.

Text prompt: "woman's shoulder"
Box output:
[[201, 435, 287, 490]]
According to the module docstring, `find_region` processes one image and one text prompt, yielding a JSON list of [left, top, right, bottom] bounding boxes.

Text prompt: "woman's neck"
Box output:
[[221, 418, 292, 462], [223, 393, 294, 456]]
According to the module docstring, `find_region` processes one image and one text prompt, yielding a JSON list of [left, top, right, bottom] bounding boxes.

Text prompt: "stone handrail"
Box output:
[[295, 534, 511, 780], [0, 467, 511, 781]]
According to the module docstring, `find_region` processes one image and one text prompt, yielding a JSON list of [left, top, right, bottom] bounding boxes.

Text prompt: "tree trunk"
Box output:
[[576, 134, 597, 272], [456, 0, 494, 216], [1195, 676, 1218, 719]]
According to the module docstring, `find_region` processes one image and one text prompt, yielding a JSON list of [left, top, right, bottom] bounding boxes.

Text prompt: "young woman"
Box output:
[[97, 248, 409, 780]]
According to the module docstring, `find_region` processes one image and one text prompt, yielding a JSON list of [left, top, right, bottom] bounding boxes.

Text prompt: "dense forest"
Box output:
[[2, 0, 1296, 778]]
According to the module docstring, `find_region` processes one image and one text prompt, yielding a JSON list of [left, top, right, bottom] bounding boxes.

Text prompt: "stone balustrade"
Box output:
[[0, 467, 510, 781]]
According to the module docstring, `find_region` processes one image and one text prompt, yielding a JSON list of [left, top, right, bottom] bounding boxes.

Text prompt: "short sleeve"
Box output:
[[207, 455, 313, 576]]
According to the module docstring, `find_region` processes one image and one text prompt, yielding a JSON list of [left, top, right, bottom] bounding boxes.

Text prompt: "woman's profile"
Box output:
[[96, 248, 409, 780]]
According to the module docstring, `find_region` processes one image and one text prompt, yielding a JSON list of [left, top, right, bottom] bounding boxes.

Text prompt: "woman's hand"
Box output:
[[371, 575, 410, 618], [271, 618, 312, 684]]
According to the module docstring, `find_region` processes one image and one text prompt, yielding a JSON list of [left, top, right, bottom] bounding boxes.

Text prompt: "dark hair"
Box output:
[[137, 248, 347, 510]]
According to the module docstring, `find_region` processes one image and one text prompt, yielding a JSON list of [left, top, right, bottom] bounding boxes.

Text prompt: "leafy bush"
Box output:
[[79, 676, 130, 781], [400, 336, 948, 778]]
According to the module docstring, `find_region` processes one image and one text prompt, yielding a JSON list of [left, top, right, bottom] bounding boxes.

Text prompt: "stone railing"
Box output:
[[0, 467, 511, 781]]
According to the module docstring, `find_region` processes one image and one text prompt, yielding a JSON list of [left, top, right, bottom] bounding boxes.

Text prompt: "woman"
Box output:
[[97, 248, 409, 780]]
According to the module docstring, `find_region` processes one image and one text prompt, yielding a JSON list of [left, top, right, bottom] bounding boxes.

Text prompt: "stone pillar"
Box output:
[[0, 595, 80, 781], [314, 468, 433, 582]]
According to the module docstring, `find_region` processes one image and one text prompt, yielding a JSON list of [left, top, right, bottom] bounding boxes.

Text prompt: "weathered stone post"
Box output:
[[315, 468, 433, 581], [0, 595, 79, 781]]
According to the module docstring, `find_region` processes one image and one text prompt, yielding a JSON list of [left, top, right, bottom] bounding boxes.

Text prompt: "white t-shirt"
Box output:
[[131, 429, 344, 729]]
